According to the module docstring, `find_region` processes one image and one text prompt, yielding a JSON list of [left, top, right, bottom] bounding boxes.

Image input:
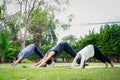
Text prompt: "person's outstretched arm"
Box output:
[[11, 56, 23, 67], [71, 54, 79, 68], [36, 51, 55, 67], [79, 57, 85, 68]]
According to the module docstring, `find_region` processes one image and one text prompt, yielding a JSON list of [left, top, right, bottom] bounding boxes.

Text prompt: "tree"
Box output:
[[24, 0, 72, 45], [0, 2, 6, 32], [0, 5, 4, 32], [76, 24, 120, 56], [28, 8, 58, 45], [99, 24, 120, 55], [0, 0, 74, 62], [10, 0, 72, 48]]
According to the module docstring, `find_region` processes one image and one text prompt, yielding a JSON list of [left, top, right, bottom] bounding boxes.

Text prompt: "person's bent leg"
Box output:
[[95, 51, 114, 68], [93, 45, 114, 68]]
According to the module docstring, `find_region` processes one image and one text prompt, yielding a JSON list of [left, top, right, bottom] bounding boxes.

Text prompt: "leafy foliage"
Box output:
[[76, 24, 120, 56], [28, 8, 58, 44], [0, 31, 10, 62], [99, 24, 120, 55]]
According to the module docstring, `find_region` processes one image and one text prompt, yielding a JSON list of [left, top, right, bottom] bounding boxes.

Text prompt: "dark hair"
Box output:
[[46, 59, 52, 65], [76, 58, 81, 64]]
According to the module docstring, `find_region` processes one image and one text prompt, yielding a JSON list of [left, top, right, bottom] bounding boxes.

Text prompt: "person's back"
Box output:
[[78, 44, 94, 60], [47, 42, 76, 57], [18, 44, 35, 59]]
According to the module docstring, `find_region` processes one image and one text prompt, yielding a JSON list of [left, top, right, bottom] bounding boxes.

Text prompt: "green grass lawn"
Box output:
[[0, 63, 120, 80]]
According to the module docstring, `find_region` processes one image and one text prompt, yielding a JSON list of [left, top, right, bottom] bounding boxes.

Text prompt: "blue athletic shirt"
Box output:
[[18, 44, 35, 59]]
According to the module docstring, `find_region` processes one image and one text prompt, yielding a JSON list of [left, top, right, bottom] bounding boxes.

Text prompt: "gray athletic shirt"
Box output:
[[18, 44, 35, 59]]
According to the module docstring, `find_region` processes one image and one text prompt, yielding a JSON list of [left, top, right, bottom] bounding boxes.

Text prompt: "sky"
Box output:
[[55, 0, 120, 42], [1, 0, 120, 42]]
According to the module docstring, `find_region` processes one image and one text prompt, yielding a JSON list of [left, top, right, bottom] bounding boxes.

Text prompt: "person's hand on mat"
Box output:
[[36, 61, 46, 67], [11, 60, 16, 66], [82, 64, 89, 68]]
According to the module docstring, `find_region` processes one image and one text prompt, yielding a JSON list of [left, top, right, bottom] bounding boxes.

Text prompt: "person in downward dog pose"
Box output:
[[11, 43, 45, 67], [71, 44, 114, 68], [35, 42, 77, 67]]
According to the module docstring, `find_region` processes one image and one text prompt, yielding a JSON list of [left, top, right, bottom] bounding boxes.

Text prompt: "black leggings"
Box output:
[[63, 42, 76, 57], [93, 45, 111, 63], [34, 44, 44, 58]]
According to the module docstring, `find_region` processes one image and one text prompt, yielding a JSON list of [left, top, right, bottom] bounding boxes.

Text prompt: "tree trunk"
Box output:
[[20, 37, 26, 50], [1, 53, 5, 63]]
